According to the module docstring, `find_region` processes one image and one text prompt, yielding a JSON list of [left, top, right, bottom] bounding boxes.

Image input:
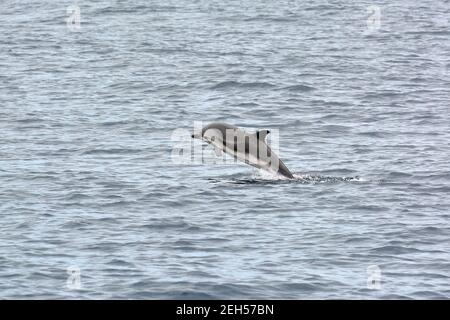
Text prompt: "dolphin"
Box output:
[[192, 122, 294, 179]]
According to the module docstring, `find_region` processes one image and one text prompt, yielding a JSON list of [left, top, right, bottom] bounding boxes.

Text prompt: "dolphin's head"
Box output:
[[192, 123, 235, 141], [191, 128, 220, 142]]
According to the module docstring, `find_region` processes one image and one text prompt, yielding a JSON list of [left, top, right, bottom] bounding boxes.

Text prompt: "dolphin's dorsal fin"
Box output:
[[255, 130, 270, 141]]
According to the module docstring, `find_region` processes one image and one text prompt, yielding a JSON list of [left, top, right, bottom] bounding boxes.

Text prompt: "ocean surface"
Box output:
[[1, 0, 449, 299]]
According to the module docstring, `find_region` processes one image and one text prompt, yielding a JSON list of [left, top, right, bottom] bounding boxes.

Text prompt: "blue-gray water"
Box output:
[[1, 0, 449, 299]]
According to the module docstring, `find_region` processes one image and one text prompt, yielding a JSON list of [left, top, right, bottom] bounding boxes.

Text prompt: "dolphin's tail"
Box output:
[[265, 145, 294, 179], [277, 158, 294, 179]]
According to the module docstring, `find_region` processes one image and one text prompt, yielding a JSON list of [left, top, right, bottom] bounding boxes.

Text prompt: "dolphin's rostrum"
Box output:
[[192, 122, 294, 179]]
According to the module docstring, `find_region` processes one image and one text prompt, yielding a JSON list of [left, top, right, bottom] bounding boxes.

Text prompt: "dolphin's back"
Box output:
[[201, 122, 238, 138]]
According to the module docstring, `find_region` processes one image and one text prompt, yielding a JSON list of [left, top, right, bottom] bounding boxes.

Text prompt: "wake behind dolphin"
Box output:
[[192, 122, 294, 179], [207, 171, 365, 185]]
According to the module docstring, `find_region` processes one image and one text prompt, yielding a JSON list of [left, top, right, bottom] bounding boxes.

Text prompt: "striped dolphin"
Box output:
[[192, 122, 294, 179]]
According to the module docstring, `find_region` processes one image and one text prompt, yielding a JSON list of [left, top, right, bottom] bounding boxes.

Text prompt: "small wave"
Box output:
[[357, 131, 389, 138], [210, 81, 275, 90], [66, 192, 91, 201], [320, 124, 352, 133], [141, 220, 192, 231], [387, 171, 413, 178], [370, 245, 422, 255], [99, 120, 132, 126], [107, 258, 136, 268], [235, 102, 260, 108], [279, 282, 318, 292], [83, 148, 142, 155], [61, 220, 90, 229], [416, 226, 449, 236], [243, 15, 297, 23], [282, 84, 316, 92], [315, 168, 358, 175], [409, 291, 449, 299], [15, 118, 45, 124]]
